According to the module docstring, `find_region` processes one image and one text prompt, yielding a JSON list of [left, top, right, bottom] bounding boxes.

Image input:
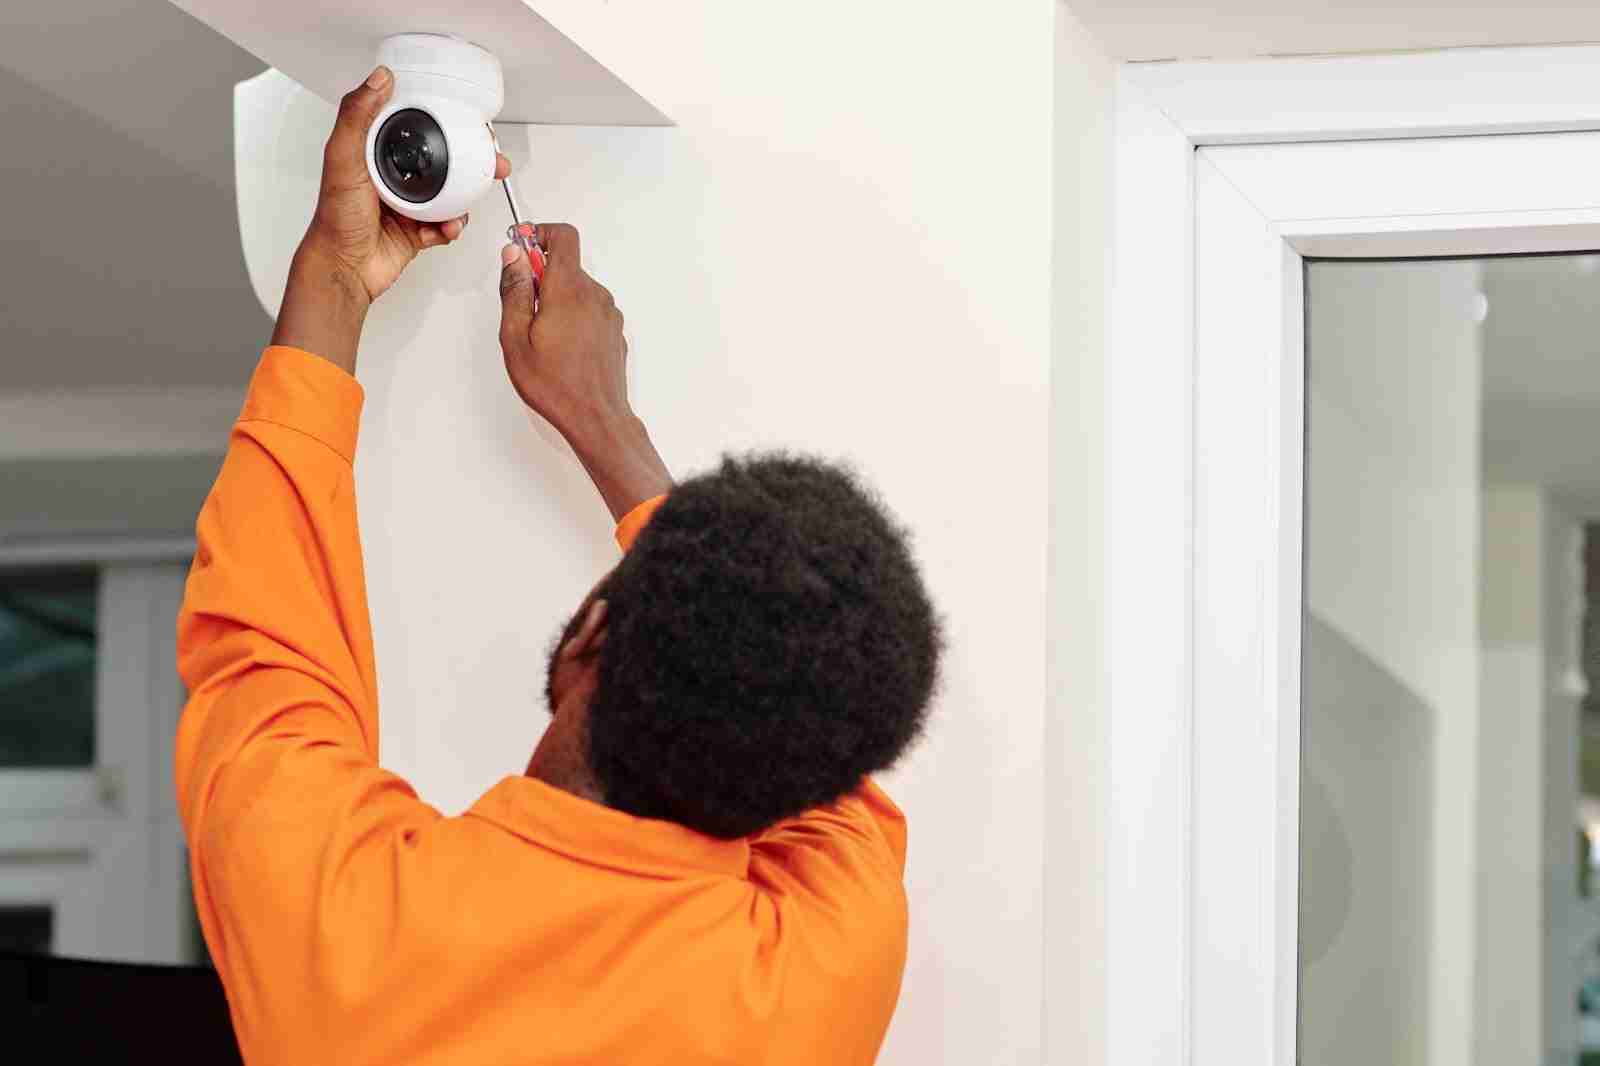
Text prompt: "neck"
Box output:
[[524, 711, 607, 806], [526, 759, 607, 805]]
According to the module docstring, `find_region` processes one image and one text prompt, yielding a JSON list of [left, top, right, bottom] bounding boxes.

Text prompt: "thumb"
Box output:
[[321, 66, 392, 192], [499, 243, 536, 339]]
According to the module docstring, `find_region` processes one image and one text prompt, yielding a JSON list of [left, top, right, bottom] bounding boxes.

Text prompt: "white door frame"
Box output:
[[1105, 44, 1600, 1066]]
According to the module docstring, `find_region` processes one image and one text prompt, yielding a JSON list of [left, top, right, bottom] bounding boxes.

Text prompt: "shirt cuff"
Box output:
[[615, 494, 669, 551], [238, 346, 365, 464]]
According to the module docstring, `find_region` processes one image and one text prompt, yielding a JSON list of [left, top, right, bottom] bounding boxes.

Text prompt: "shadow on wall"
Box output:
[[1300, 613, 1434, 1066]]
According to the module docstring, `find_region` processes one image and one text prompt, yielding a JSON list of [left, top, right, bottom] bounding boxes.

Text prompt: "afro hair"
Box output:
[[584, 452, 942, 839]]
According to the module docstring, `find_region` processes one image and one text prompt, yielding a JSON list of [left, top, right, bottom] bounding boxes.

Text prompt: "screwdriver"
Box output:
[[488, 124, 546, 301]]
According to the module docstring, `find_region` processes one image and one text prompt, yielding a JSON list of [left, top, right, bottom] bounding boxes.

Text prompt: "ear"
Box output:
[[559, 599, 609, 662]]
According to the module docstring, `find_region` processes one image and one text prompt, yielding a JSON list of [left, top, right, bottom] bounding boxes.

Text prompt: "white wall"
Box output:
[[236, 3, 1059, 1062], [1302, 259, 1484, 1066], [1047, 5, 1114, 1065]]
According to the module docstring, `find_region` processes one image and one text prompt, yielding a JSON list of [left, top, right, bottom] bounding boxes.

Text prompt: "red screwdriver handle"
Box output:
[[507, 222, 546, 288]]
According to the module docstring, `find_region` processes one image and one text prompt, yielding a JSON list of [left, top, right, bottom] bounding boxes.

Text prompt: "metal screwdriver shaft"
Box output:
[[501, 175, 520, 224], [487, 123, 546, 301]]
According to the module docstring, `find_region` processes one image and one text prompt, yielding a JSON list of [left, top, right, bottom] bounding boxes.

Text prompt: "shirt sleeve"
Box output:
[[175, 345, 383, 824], [173, 346, 445, 1040], [746, 779, 910, 1017], [615, 493, 668, 551], [751, 779, 908, 884]]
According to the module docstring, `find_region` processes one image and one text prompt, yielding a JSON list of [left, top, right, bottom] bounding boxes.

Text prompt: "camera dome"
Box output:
[[363, 34, 504, 223], [374, 109, 449, 204]]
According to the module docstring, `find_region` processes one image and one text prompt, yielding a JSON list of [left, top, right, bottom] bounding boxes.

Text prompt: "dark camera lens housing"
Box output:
[[374, 109, 449, 204]]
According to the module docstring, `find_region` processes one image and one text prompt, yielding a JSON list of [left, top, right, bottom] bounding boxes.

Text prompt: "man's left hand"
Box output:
[[302, 65, 511, 305], [270, 65, 511, 374]]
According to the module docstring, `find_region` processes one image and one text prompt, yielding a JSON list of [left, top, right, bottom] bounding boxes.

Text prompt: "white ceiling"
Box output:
[[169, 0, 669, 125], [0, 0, 269, 390], [1071, 1, 1600, 62]]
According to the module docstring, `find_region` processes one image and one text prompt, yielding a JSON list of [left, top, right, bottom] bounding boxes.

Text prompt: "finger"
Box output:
[[499, 242, 537, 338], [494, 153, 512, 180], [323, 66, 393, 192], [535, 223, 581, 269], [404, 212, 468, 251], [413, 224, 449, 249]]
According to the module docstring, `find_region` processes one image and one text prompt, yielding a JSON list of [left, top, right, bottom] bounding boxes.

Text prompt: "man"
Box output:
[[175, 66, 941, 1065]]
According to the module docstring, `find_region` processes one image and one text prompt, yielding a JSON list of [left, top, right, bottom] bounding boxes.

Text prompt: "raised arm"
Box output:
[[496, 223, 673, 519], [177, 62, 496, 860], [173, 67, 503, 1049]]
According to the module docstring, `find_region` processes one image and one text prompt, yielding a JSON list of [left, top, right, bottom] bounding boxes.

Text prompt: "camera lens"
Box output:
[[374, 109, 449, 204]]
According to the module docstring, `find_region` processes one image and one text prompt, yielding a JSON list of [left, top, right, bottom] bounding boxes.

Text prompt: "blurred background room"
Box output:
[[0, 0, 266, 969]]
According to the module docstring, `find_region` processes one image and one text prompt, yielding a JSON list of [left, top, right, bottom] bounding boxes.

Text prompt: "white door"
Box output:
[[1192, 129, 1600, 1066], [1102, 45, 1600, 1066]]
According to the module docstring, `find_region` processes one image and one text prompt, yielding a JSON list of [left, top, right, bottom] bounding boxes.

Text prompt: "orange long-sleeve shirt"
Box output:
[[175, 346, 909, 1065]]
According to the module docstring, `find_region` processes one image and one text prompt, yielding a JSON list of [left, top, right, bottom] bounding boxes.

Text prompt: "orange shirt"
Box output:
[[175, 346, 910, 1065]]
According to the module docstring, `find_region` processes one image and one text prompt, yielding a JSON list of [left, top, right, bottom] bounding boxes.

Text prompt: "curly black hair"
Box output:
[[582, 452, 942, 839]]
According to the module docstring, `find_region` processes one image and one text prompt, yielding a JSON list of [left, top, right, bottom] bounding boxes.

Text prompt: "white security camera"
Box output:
[[364, 33, 504, 223]]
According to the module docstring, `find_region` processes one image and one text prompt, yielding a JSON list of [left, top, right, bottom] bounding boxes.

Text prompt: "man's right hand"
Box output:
[[498, 223, 673, 521], [498, 224, 627, 433]]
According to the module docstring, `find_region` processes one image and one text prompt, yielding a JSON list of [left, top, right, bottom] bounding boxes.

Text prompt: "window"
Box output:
[[0, 568, 97, 767], [0, 561, 197, 966]]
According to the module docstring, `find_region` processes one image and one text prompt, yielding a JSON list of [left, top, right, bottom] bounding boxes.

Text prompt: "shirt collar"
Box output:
[[466, 775, 751, 880]]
